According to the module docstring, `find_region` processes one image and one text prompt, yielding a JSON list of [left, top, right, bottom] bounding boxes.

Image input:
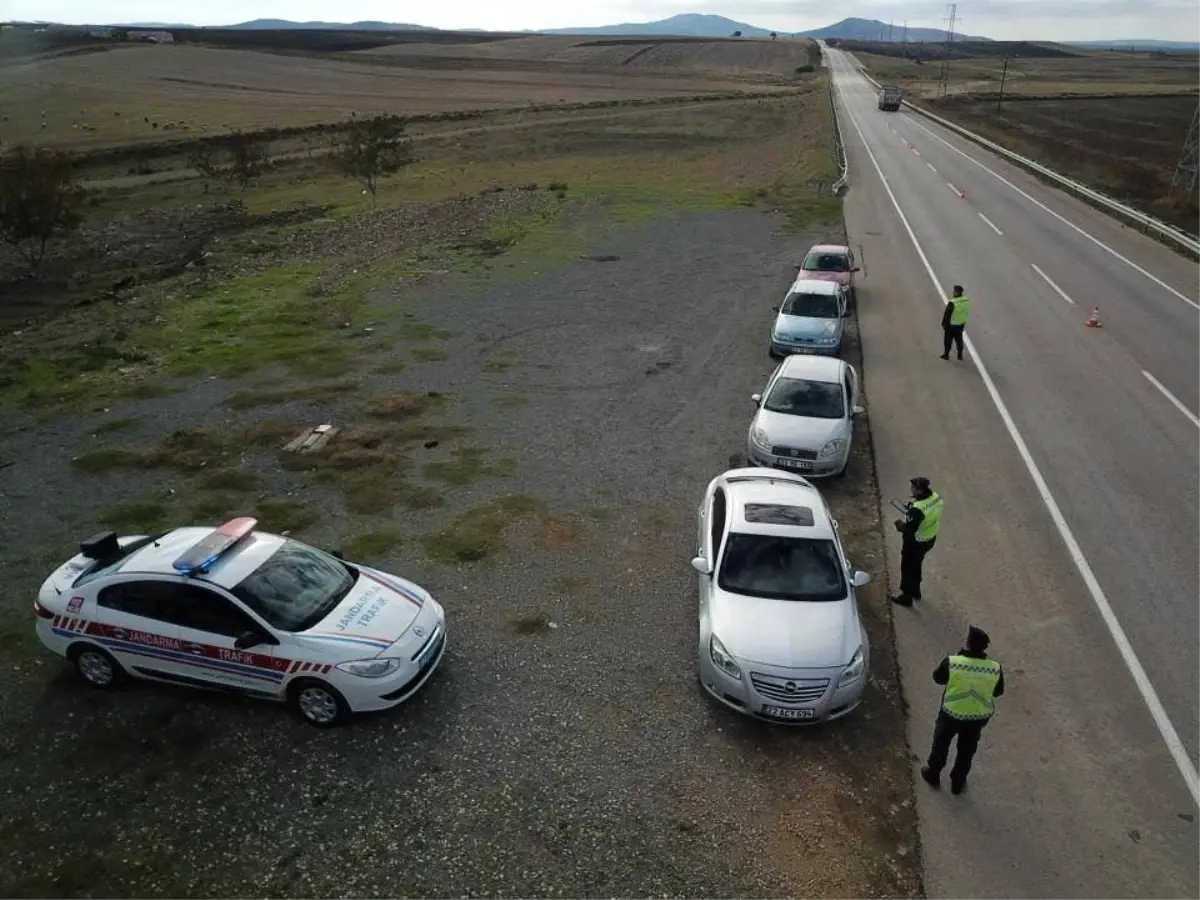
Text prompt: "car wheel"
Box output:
[[834, 457, 850, 479], [289, 679, 351, 728], [728, 452, 747, 469], [768, 346, 781, 360], [70, 644, 123, 689]]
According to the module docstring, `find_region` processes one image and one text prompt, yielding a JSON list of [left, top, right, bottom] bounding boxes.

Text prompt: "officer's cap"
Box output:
[[966, 625, 990, 651], [910, 476, 931, 491]]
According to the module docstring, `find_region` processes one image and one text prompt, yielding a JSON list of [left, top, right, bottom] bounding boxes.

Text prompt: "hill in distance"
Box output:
[[228, 18, 435, 30], [211, 14, 989, 42]]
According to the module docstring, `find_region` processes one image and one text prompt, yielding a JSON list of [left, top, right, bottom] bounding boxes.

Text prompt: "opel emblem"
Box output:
[[413, 626, 425, 638], [785, 681, 798, 693]]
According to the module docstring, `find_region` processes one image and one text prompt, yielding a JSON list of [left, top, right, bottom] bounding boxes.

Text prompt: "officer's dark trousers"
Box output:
[[942, 325, 965, 359], [899, 535, 935, 600], [927, 711, 987, 785]]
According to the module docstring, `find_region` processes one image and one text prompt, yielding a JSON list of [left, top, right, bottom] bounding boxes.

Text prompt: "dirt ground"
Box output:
[[0, 42, 791, 151], [0, 76, 922, 898]]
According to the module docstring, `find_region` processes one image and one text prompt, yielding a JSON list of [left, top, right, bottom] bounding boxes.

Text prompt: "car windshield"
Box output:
[[802, 252, 849, 273], [718, 532, 847, 602], [781, 291, 839, 318], [763, 377, 845, 418], [229, 540, 357, 632]]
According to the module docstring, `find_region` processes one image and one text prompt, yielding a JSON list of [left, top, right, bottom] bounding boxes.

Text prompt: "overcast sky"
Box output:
[[12, 0, 1200, 41]]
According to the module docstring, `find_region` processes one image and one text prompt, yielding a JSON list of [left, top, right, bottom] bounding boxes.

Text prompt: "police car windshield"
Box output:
[[229, 540, 356, 632], [718, 533, 847, 601], [781, 291, 839, 318]]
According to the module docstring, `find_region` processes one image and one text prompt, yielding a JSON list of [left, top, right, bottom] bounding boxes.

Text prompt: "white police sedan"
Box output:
[[33, 517, 447, 727]]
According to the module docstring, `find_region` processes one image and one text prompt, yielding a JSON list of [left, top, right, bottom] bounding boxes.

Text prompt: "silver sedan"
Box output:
[[691, 468, 871, 723]]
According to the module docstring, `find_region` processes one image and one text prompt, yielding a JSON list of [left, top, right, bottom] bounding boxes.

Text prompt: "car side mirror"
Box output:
[[850, 570, 871, 588], [234, 630, 269, 650], [852, 266, 861, 273], [751, 393, 762, 404], [331, 549, 345, 560], [852, 405, 865, 416], [771, 305, 779, 313], [691, 556, 714, 576], [842, 308, 852, 317]]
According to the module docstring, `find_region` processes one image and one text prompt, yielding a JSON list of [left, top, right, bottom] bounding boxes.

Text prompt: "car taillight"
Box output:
[[33, 599, 54, 620]]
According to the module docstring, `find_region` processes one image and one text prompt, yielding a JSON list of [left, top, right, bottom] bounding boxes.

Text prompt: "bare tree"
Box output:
[[0, 145, 86, 272], [770, 31, 778, 40], [332, 114, 413, 204], [732, 30, 743, 37], [186, 131, 270, 192]]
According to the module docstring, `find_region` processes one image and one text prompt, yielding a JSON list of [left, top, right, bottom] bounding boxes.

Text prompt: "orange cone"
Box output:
[[1085, 307, 1102, 328]]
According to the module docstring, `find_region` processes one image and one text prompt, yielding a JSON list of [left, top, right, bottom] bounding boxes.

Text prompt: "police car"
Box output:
[[33, 517, 447, 727]]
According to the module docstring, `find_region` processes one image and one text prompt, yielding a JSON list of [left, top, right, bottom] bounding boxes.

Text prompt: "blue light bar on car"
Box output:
[[172, 517, 257, 576]]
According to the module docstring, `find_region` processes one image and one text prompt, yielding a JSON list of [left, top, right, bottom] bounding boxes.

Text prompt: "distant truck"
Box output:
[[878, 86, 903, 112]]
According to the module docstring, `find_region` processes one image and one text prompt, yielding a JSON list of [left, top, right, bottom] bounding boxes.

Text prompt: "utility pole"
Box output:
[[888, 20, 894, 42], [997, 55, 1010, 109], [1170, 100, 1199, 196], [936, 2, 958, 99]]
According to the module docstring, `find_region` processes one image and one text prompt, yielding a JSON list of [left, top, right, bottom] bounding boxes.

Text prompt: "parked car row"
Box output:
[[689, 243, 872, 725]]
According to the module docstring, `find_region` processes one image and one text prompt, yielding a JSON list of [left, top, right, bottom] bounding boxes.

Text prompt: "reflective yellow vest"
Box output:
[[942, 655, 1002, 720], [911, 491, 943, 543], [949, 295, 972, 326]]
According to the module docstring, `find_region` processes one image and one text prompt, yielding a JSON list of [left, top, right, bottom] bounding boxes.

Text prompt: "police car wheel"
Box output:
[[290, 680, 350, 727], [71, 645, 122, 689]]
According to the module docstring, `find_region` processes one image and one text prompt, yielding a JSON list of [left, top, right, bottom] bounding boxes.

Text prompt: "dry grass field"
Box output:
[[359, 33, 815, 75], [854, 46, 1200, 98], [0, 41, 795, 151]]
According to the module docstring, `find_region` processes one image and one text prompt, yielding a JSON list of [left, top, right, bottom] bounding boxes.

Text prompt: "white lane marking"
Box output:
[[839, 95, 1200, 807], [927, 162, 938, 173], [946, 182, 962, 197], [979, 212, 1004, 236], [908, 118, 1200, 312], [1143, 370, 1200, 428], [911, 147, 921, 156], [1031, 263, 1076, 304]]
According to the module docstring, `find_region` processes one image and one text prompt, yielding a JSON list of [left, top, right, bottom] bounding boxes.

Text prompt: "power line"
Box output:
[[1170, 100, 1199, 196]]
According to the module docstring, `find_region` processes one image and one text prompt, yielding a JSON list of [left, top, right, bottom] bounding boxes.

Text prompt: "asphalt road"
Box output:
[[823, 45, 1199, 899]]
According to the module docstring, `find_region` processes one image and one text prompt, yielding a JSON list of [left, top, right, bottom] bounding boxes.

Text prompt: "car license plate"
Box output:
[[762, 705, 816, 720], [780, 458, 811, 470]]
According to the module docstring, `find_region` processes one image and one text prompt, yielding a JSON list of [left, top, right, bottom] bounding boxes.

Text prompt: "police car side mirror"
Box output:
[[234, 630, 274, 650]]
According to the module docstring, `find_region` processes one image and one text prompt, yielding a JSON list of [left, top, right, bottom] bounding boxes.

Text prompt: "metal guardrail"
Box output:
[[825, 57, 849, 195], [851, 64, 1200, 256]]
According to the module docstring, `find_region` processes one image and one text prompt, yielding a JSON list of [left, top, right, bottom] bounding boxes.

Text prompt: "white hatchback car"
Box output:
[[33, 517, 447, 727], [691, 469, 871, 723], [747, 354, 864, 478]]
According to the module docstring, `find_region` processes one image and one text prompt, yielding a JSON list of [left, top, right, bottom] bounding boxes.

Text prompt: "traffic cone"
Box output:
[[1085, 307, 1102, 328]]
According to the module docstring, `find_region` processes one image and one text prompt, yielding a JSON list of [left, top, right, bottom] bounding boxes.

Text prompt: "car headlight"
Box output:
[[819, 438, 846, 458], [709, 635, 742, 680], [335, 657, 404, 678], [819, 334, 839, 345], [750, 426, 771, 450], [839, 647, 865, 686]]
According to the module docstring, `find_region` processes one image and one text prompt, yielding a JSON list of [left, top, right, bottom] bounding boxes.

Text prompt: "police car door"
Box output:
[[159, 581, 284, 698], [92, 578, 192, 682]]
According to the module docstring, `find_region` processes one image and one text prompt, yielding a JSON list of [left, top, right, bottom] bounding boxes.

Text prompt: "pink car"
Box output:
[[796, 244, 860, 303]]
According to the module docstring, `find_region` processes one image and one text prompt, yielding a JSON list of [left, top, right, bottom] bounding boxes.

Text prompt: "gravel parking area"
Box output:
[[0, 206, 921, 898]]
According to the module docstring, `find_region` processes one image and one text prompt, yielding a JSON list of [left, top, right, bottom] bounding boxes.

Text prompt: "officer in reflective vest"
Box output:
[[890, 476, 943, 607], [921, 625, 1005, 795], [940, 284, 972, 361]]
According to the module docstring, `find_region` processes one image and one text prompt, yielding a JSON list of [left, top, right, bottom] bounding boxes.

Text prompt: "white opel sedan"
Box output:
[[747, 354, 863, 479], [691, 469, 871, 723], [34, 517, 447, 727]]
